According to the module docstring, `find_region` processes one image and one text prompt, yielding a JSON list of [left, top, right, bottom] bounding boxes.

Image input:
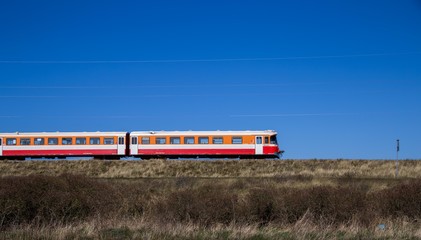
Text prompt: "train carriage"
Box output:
[[0, 132, 127, 160], [0, 130, 283, 160], [129, 130, 281, 159]]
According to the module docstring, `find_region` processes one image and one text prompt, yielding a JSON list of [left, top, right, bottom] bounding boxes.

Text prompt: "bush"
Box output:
[[244, 186, 369, 226], [373, 180, 421, 220], [151, 183, 238, 226], [0, 174, 119, 228], [1, 174, 421, 229], [244, 187, 281, 226]]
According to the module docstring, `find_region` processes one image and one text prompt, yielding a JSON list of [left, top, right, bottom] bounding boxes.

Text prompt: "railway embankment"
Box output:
[[1, 159, 421, 179]]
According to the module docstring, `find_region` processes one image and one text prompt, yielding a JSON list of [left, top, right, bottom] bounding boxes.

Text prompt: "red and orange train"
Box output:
[[0, 130, 282, 160]]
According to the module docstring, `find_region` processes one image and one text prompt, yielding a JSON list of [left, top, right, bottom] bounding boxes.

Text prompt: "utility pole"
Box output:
[[395, 139, 400, 178]]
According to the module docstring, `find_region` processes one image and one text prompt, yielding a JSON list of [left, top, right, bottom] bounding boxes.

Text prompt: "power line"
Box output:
[[230, 113, 357, 117], [0, 113, 357, 119], [0, 52, 420, 64], [0, 82, 328, 89], [0, 91, 386, 98]]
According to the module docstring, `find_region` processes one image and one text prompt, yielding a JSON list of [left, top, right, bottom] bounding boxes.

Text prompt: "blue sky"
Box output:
[[1, 0, 420, 159]]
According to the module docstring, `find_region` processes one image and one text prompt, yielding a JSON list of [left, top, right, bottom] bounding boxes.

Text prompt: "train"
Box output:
[[0, 130, 283, 160]]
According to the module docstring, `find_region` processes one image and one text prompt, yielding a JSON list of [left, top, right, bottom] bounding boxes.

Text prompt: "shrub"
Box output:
[[244, 185, 370, 226], [1, 174, 421, 229], [0, 174, 119, 228], [150, 184, 238, 226], [373, 180, 421, 220], [244, 187, 281, 226]]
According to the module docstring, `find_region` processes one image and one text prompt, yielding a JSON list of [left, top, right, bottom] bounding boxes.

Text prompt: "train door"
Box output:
[[117, 136, 125, 155], [255, 136, 263, 154], [0, 138, 2, 156], [130, 136, 138, 155]]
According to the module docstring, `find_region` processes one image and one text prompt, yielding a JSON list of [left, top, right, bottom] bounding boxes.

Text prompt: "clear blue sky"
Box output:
[[1, 0, 420, 159]]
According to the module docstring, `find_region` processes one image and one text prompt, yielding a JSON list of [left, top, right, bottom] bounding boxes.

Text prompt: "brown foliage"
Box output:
[[0, 174, 119, 227], [239, 185, 370, 226], [1, 175, 421, 229], [151, 183, 238, 226], [373, 180, 421, 220]]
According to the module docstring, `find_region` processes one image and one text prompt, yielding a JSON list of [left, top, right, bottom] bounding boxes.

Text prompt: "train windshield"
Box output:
[[270, 135, 278, 144]]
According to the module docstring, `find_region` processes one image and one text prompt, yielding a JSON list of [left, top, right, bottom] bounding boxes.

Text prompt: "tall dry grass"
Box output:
[[1, 175, 421, 229], [2, 174, 421, 239], [2, 160, 421, 239], [1, 159, 421, 178], [2, 218, 421, 240]]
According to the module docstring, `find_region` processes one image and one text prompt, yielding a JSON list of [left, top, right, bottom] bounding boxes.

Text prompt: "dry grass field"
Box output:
[[1, 159, 421, 239], [1, 159, 421, 179]]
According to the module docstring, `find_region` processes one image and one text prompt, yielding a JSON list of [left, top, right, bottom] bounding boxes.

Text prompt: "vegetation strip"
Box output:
[[2, 159, 421, 238], [1, 159, 421, 178]]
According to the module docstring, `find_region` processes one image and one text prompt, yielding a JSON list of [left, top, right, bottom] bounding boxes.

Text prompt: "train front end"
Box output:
[[258, 130, 283, 158]]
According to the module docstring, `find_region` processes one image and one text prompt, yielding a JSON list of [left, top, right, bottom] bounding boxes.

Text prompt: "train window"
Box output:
[[270, 135, 277, 144], [104, 138, 114, 145], [170, 137, 180, 144], [6, 138, 17, 145], [265, 137, 269, 144], [132, 137, 138, 144], [48, 138, 58, 145], [0, 139, 2, 145], [184, 137, 194, 144], [20, 138, 31, 145], [90, 138, 100, 145], [232, 137, 243, 144], [118, 137, 124, 145], [34, 138, 44, 145], [62, 138, 72, 145], [156, 137, 166, 144], [213, 137, 223, 144], [256, 137, 262, 144], [76, 138, 86, 145], [199, 137, 209, 144], [141, 137, 149, 144]]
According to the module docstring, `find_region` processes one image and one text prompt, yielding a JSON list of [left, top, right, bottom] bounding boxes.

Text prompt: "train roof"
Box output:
[[0, 132, 127, 137], [130, 130, 277, 136], [0, 130, 278, 137]]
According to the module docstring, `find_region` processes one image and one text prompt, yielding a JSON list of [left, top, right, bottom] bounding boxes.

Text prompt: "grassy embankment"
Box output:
[[1, 159, 421, 239], [1, 159, 421, 178]]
